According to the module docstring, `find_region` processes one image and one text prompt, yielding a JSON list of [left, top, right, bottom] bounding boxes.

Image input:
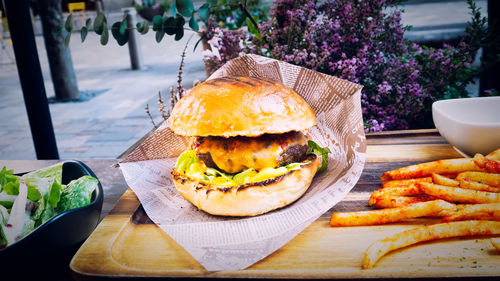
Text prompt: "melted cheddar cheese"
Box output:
[[175, 150, 309, 187]]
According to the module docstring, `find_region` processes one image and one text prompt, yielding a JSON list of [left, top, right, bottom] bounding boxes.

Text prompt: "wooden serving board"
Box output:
[[70, 142, 500, 279]]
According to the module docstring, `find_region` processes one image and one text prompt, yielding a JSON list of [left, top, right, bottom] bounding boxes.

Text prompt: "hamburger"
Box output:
[[169, 76, 330, 216]]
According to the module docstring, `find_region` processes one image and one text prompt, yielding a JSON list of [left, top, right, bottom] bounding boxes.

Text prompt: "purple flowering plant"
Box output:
[[202, 0, 491, 132]]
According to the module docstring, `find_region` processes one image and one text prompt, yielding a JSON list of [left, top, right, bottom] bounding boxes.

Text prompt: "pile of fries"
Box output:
[[330, 148, 500, 269]]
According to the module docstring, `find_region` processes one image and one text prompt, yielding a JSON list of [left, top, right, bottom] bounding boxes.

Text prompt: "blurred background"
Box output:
[[0, 0, 496, 160]]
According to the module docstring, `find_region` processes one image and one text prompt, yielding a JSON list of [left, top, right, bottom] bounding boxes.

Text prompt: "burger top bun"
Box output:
[[169, 76, 317, 137]]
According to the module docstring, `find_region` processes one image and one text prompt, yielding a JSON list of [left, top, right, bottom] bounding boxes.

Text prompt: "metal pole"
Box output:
[[4, 0, 59, 159], [96, 0, 104, 13], [122, 8, 142, 70]]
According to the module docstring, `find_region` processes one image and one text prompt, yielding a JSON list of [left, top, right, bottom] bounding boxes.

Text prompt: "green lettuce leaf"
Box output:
[[47, 179, 62, 207], [0, 166, 15, 192], [307, 140, 331, 172], [21, 163, 63, 183], [0, 191, 16, 209], [38, 205, 56, 226], [55, 176, 98, 213]]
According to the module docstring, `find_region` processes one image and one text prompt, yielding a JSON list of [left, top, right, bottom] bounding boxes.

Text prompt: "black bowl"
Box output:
[[0, 160, 103, 274]]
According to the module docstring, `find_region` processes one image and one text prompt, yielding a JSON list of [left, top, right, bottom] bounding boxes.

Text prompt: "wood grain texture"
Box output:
[[69, 133, 500, 279]]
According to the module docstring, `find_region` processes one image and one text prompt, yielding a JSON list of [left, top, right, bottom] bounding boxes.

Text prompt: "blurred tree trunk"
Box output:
[[38, 0, 80, 100]]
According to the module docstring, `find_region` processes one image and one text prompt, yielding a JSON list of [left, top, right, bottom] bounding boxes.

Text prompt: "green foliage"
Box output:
[[112, 22, 129, 46], [80, 18, 92, 44], [163, 17, 177, 35], [57, 0, 262, 47], [94, 12, 106, 35], [64, 14, 73, 33], [81, 27, 88, 42], [176, 0, 194, 17], [120, 17, 128, 36], [100, 24, 109, 45], [197, 3, 209, 22], [155, 29, 165, 42], [246, 17, 261, 40], [189, 13, 199, 31], [85, 18, 92, 29], [175, 16, 185, 41], [152, 15, 163, 31], [137, 21, 149, 34], [171, 2, 177, 16], [64, 32, 71, 46]]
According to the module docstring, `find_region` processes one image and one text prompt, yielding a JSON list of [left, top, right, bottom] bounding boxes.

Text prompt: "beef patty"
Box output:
[[191, 131, 308, 174]]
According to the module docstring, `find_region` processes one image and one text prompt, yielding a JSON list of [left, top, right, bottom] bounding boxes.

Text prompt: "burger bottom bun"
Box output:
[[172, 154, 319, 216]]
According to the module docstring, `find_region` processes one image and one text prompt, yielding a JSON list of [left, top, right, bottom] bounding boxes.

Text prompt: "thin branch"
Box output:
[[145, 104, 157, 128], [158, 91, 169, 120], [239, 1, 259, 34], [177, 34, 194, 99]]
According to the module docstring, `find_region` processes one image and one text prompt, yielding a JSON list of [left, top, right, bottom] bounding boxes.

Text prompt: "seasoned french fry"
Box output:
[[456, 171, 500, 187], [471, 153, 500, 172], [380, 158, 482, 181], [330, 200, 455, 227], [418, 182, 500, 203], [441, 203, 500, 222], [431, 173, 459, 187], [491, 238, 500, 251], [473, 153, 486, 168], [459, 179, 500, 193], [372, 195, 436, 209], [486, 148, 500, 161], [485, 158, 500, 173], [363, 220, 500, 269], [381, 177, 432, 189], [369, 185, 422, 206]]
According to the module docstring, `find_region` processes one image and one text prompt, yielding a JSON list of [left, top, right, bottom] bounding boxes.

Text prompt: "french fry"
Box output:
[[431, 173, 459, 187], [459, 179, 500, 193], [330, 200, 455, 227], [363, 220, 500, 269], [473, 153, 486, 168], [485, 158, 500, 173], [472, 153, 500, 172], [418, 182, 500, 203], [372, 195, 436, 209], [456, 171, 500, 187], [486, 148, 500, 161], [381, 177, 432, 189], [491, 238, 500, 251], [380, 158, 482, 181], [440, 203, 500, 222], [369, 185, 422, 206]]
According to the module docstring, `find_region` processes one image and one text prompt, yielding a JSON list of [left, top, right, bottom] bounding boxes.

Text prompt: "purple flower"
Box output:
[[203, 0, 484, 131]]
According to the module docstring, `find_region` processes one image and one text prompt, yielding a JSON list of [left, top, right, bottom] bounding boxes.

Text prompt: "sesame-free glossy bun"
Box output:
[[169, 76, 317, 137], [172, 155, 319, 216]]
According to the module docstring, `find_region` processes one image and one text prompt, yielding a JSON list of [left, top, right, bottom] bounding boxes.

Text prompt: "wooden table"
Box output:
[[4, 130, 499, 279]]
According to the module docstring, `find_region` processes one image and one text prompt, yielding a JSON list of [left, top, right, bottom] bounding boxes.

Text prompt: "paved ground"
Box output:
[[0, 0, 487, 160], [0, 27, 206, 159]]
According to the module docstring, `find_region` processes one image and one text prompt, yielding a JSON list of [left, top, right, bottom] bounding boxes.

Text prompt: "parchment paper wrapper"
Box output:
[[119, 54, 366, 271]]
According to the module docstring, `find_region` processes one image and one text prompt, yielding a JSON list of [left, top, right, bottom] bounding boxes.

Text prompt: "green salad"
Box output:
[[0, 163, 98, 249]]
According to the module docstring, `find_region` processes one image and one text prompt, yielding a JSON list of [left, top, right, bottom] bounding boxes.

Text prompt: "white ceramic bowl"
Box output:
[[432, 96, 500, 156]]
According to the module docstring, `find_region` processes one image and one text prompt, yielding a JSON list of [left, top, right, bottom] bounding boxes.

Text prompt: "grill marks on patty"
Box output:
[[191, 131, 309, 174]]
